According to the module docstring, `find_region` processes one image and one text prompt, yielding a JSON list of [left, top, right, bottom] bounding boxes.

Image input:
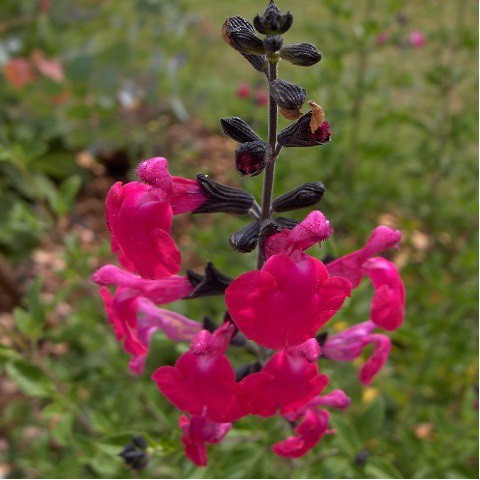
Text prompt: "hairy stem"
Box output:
[[257, 61, 279, 269]]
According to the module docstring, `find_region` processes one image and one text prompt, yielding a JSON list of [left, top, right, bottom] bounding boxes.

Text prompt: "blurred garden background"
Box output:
[[0, 0, 478, 478]]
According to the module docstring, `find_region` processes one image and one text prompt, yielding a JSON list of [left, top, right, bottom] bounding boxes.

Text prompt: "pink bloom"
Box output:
[[106, 157, 206, 279], [92, 265, 193, 304], [152, 324, 248, 423], [236, 82, 251, 99], [226, 212, 351, 349], [376, 32, 390, 46], [237, 340, 329, 417], [322, 321, 392, 385], [273, 409, 332, 458], [98, 286, 201, 375], [31, 49, 64, 83], [326, 226, 405, 330], [255, 89, 268, 106], [409, 31, 426, 48], [179, 414, 232, 467]]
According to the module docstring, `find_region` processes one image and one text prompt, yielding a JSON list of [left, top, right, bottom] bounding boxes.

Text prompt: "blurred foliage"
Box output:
[[0, 0, 478, 478]]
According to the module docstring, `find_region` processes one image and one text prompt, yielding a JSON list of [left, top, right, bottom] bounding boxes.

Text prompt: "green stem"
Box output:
[[257, 61, 279, 269]]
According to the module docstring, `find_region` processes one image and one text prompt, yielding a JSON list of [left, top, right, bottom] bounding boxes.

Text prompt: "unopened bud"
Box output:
[[194, 174, 255, 214], [274, 217, 301, 230], [264, 34, 283, 53], [254, 2, 293, 35], [235, 141, 271, 176], [280, 43, 322, 66], [273, 181, 325, 212], [222, 17, 268, 73], [270, 79, 306, 120], [220, 117, 262, 143], [277, 112, 331, 147], [223, 17, 265, 55], [230, 221, 261, 253], [187, 261, 233, 298]]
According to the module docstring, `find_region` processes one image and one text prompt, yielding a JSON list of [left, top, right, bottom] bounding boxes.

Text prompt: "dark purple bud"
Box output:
[[280, 43, 322, 66], [235, 141, 271, 176], [277, 112, 331, 147], [132, 436, 147, 449], [274, 217, 301, 230], [230, 221, 261, 253], [223, 17, 267, 63], [119, 438, 149, 471], [194, 174, 255, 214], [187, 261, 233, 298], [220, 117, 262, 143], [254, 1, 293, 35], [354, 450, 370, 467], [315, 331, 328, 346], [264, 34, 283, 52], [270, 78, 306, 111], [273, 181, 325, 212], [202, 316, 218, 332]]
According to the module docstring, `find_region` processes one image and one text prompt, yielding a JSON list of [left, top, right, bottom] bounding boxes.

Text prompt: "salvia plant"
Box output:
[[92, 1, 405, 468]]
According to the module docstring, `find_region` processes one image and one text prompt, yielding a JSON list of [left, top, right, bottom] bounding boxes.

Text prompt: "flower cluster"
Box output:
[[93, 1, 405, 468]]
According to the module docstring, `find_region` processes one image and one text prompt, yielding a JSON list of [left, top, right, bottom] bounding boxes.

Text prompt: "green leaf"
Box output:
[[5, 360, 54, 398]]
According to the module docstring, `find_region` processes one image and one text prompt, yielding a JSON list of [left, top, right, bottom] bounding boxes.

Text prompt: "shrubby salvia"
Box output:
[[93, 1, 405, 467]]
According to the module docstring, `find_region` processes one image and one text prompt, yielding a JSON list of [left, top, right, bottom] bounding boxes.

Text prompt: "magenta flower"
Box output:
[[326, 226, 405, 330], [226, 212, 351, 349], [92, 265, 193, 304], [409, 31, 426, 48], [275, 389, 350, 458], [98, 286, 201, 375], [322, 321, 392, 385], [106, 157, 206, 279], [152, 323, 248, 423], [237, 339, 329, 417], [179, 414, 232, 467], [273, 409, 332, 458]]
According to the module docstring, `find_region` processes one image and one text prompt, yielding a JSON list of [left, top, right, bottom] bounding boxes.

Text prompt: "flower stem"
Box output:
[[257, 61, 279, 269]]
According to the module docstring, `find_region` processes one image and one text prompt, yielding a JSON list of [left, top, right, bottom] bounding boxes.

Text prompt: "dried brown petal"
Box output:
[[309, 101, 325, 133]]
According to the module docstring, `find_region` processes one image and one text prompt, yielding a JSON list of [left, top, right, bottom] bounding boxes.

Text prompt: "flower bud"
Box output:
[[187, 261, 233, 298], [270, 79, 306, 120], [194, 174, 255, 214], [264, 35, 283, 53], [274, 217, 301, 230], [235, 141, 271, 176], [277, 112, 331, 147], [222, 17, 267, 73], [220, 117, 262, 143], [273, 181, 325, 212], [223, 17, 266, 56], [119, 437, 149, 470], [230, 221, 261, 253], [254, 1, 293, 35], [280, 43, 322, 66]]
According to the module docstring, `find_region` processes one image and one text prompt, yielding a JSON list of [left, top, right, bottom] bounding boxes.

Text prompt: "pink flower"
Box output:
[[179, 414, 232, 466], [98, 286, 201, 374], [237, 340, 329, 417], [31, 49, 64, 83], [409, 31, 426, 48], [273, 409, 332, 458], [152, 324, 248, 423], [275, 388, 350, 458], [255, 89, 268, 106], [236, 82, 251, 99], [106, 157, 206, 279], [92, 265, 193, 304], [322, 321, 392, 385], [326, 226, 405, 330], [226, 212, 351, 349]]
